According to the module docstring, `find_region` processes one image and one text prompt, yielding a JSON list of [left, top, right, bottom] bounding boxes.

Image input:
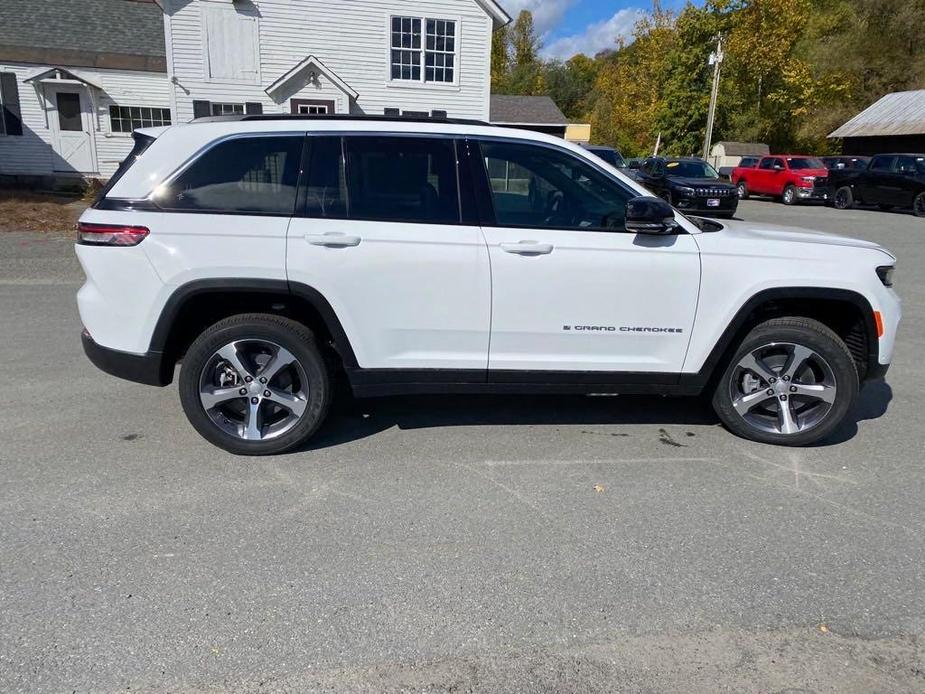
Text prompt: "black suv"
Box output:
[[829, 153, 925, 216], [637, 157, 738, 218]]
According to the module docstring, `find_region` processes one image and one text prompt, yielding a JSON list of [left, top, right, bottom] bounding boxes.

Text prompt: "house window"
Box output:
[[211, 103, 245, 116], [109, 106, 172, 133], [390, 16, 456, 83]]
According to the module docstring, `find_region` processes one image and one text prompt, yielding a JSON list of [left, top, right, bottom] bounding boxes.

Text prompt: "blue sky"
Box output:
[[503, 0, 697, 59]]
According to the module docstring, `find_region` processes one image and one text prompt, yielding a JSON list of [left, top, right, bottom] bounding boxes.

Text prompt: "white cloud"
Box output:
[[542, 8, 644, 60], [502, 0, 577, 37]]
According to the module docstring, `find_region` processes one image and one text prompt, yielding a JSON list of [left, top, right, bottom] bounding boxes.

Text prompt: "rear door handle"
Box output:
[[499, 241, 554, 255], [304, 232, 361, 247]]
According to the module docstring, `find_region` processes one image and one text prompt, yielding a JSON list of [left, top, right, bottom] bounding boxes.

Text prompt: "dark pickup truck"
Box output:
[[829, 153, 925, 216]]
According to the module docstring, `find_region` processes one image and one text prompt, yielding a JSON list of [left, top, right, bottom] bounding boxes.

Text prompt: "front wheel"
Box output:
[[736, 181, 749, 200], [179, 314, 331, 455], [781, 184, 797, 205], [833, 186, 854, 210], [712, 317, 858, 446], [914, 191, 925, 217]]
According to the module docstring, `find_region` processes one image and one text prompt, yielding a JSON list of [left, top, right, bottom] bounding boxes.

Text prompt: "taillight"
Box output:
[[77, 222, 149, 246]]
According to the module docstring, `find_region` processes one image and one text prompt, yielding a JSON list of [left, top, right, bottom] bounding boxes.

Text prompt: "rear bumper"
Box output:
[[81, 330, 171, 386]]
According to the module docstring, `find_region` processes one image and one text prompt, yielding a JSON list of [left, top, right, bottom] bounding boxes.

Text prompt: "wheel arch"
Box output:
[[150, 279, 358, 384], [688, 287, 879, 391]]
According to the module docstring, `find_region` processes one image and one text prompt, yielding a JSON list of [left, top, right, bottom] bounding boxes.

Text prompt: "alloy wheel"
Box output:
[[198, 339, 309, 441], [834, 187, 851, 209], [728, 342, 837, 436]]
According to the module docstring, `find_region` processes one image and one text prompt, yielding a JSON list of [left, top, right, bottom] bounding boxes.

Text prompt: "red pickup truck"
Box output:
[[732, 155, 829, 205]]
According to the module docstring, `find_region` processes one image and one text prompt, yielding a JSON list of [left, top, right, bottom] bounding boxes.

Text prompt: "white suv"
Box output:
[[76, 115, 900, 454]]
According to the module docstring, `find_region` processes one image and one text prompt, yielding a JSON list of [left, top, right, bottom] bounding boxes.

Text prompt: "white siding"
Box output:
[[164, 0, 493, 122], [0, 63, 169, 178]]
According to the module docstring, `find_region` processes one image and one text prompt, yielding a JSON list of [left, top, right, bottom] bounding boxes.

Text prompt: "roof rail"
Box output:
[[190, 113, 492, 127]]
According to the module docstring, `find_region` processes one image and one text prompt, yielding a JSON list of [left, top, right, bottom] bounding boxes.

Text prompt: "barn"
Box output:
[[829, 90, 925, 156]]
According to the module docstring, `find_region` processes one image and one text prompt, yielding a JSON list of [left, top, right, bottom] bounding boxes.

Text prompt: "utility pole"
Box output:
[[702, 34, 724, 161]]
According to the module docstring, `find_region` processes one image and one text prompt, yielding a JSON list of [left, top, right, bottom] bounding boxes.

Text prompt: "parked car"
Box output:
[[718, 156, 760, 181], [829, 153, 925, 216], [636, 156, 738, 218], [77, 114, 899, 453], [582, 144, 628, 170], [732, 155, 829, 204], [822, 155, 870, 171]]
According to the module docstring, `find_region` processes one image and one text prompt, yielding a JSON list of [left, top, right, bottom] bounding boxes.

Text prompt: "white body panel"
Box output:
[[482, 226, 700, 372], [0, 63, 171, 178], [79, 121, 900, 395], [287, 218, 491, 369]]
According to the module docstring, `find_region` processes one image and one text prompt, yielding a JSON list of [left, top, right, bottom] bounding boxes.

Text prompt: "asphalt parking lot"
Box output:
[[1, 200, 924, 692]]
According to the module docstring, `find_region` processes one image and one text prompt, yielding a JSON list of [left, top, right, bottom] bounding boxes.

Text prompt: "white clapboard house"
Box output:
[[0, 0, 511, 182], [0, 0, 171, 180], [163, 0, 510, 122]]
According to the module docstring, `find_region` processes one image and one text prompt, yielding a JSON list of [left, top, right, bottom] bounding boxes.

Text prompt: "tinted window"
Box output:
[[665, 159, 719, 179], [895, 155, 923, 174], [481, 140, 633, 232], [870, 155, 895, 172], [158, 136, 303, 214], [758, 158, 776, 170], [787, 157, 824, 170], [303, 136, 460, 224], [740, 157, 758, 168]]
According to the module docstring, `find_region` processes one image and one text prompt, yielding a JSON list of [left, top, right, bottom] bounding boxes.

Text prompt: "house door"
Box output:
[[290, 99, 335, 115], [48, 88, 95, 173]]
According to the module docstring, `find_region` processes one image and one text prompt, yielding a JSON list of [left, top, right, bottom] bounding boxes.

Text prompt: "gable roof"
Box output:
[[265, 55, 358, 100], [475, 0, 512, 29], [0, 0, 165, 71], [829, 90, 925, 138], [490, 95, 568, 126]]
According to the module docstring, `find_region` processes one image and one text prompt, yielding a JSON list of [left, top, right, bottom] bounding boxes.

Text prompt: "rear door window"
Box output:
[[870, 155, 895, 172], [157, 135, 304, 214], [302, 135, 461, 224]]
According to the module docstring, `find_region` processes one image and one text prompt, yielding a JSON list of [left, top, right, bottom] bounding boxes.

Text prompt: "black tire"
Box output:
[[914, 192, 925, 217], [736, 181, 749, 200], [833, 186, 854, 210], [781, 184, 797, 205], [712, 317, 859, 447], [179, 314, 331, 455]]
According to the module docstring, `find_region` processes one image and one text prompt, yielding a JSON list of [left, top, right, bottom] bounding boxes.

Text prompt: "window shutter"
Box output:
[[192, 100, 212, 119], [245, 102, 263, 115], [1, 72, 23, 136]]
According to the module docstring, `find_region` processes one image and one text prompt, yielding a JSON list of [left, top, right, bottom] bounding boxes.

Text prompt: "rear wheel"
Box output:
[[736, 181, 749, 200], [914, 192, 925, 217], [833, 186, 854, 210], [712, 318, 858, 446], [179, 314, 331, 455], [781, 184, 797, 205]]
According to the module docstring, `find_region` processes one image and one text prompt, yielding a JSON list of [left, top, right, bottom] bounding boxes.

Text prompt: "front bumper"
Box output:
[[81, 330, 171, 386], [796, 185, 829, 201]]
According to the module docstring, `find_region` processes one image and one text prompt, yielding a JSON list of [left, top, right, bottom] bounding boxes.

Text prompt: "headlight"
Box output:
[[676, 186, 696, 196], [876, 265, 895, 287]]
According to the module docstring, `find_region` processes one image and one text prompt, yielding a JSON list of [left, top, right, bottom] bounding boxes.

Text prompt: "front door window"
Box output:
[[56, 92, 82, 131]]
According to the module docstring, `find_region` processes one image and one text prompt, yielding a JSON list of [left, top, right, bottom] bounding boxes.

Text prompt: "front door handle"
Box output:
[[499, 241, 554, 255], [305, 232, 361, 247]]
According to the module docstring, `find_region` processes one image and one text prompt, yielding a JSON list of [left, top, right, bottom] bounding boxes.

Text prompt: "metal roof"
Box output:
[[490, 95, 568, 126], [711, 141, 770, 156], [829, 90, 925, 138]]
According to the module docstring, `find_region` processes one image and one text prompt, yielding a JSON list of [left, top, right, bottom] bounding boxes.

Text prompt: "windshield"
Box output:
[[590, 148, 627, 168], [665, 160, 720, 179], [788, 157, 825, 170]]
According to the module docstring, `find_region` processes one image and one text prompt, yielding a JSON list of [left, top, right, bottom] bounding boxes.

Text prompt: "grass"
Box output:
[[0, 190, 89, 233]]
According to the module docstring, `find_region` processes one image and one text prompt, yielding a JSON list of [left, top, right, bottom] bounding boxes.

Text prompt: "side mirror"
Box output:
[[625, 196, 679, 235], [773, 164, 784, 171]]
